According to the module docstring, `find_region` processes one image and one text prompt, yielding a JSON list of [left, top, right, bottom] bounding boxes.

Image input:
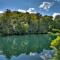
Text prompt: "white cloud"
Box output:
[[27, 8, 37, 14], [0, 8, 37, 14], [18, 9, 26, 13], [0, 11, 4, 13], [18, 8, 37, 14], [52, 13, 60, 20], [39, 2, 53, 10], [29, 52, 38, 56]]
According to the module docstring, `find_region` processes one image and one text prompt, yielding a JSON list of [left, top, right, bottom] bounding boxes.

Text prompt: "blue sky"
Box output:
[[0, 0, 60, 16]]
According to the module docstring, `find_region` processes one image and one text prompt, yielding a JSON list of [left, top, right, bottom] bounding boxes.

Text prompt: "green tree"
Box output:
[[51, 36, 60, 60]]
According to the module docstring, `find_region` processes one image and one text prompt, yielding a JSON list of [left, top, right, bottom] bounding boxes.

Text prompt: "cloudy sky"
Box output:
[[0, 0, 60, 16]]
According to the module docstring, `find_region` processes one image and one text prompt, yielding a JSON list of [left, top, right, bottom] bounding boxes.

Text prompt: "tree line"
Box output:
[[0, 9, 60, 35]]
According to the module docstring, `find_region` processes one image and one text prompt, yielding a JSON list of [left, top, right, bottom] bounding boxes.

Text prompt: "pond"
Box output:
[[0, 34, 56, 60]]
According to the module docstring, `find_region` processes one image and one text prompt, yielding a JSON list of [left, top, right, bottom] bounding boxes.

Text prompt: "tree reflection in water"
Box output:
[[0, 34, 56, 59]]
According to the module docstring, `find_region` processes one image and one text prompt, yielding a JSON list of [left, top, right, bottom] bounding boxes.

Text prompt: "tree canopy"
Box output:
[[0, 9, 60, 35]]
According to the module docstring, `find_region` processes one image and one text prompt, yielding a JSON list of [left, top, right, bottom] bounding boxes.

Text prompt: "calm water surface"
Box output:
[[0, 34, 56, 60]]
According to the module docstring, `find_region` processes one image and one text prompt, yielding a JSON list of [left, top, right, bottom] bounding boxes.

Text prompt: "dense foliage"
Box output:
[[0, 9, 55, 35], [0, 9, 60, 35], [51, 36, 60, 60]]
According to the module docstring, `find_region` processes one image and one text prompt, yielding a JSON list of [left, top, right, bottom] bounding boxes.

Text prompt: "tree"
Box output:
[[53, 15, 60, 29], [51, 36, 60, 60]]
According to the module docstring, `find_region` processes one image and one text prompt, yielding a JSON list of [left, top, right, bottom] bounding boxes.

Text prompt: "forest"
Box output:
[[0, 9, 60, 35]]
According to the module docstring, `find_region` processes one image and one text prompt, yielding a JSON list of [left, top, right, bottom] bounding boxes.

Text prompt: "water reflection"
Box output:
[[11, 55, 42, 60], [0, 49, 55, 60], [0, 55, 6, 60], [0, 34, 56, 59], [0, 54, 42, 60]]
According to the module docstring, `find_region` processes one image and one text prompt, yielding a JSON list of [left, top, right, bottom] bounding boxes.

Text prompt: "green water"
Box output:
[[0, 34, 56, 58]]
